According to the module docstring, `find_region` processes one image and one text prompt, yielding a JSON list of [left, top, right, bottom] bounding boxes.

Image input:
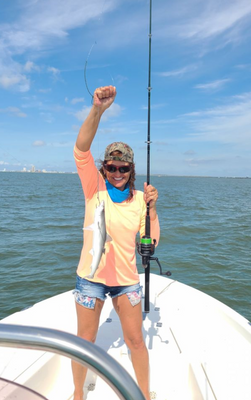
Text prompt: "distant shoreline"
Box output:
[[0, 171, 250, 179], [0, 170, 77, 175]]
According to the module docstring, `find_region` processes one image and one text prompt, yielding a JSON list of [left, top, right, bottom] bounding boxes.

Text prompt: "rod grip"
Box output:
[[144, 262, 150, 313], [145, 214, 150, 237]]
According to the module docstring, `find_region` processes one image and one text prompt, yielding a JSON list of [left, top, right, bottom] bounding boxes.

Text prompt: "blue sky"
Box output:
[[0, 0, 251, 176]]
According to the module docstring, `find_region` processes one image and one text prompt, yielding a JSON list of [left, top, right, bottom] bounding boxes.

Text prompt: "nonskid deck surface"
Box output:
[[80, 282, 184, 400], [1, 273, 251, 400], [65, 280, 187, 399], [0, 276, 185, 399]]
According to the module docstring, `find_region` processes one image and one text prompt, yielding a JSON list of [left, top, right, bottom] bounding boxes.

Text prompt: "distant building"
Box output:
[[31, 165, 35, 173]]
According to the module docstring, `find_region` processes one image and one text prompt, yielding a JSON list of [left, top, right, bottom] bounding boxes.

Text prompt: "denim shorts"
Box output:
[[73, 275, 142, 309]]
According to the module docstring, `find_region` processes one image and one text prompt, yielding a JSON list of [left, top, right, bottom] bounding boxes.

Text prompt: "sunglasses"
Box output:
[[103, 164, 131, 173]]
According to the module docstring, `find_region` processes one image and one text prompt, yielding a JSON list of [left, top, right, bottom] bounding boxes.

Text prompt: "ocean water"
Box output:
[[0, 172, 250, 322]]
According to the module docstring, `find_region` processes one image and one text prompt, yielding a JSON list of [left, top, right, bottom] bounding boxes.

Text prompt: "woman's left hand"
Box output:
[[144, 183, 158, 218]]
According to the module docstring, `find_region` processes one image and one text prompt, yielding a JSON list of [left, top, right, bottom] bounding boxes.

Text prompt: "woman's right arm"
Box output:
[[76, 86, 117, 152]]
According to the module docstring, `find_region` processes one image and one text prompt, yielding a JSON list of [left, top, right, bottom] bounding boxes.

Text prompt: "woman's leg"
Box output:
[[72, 299, 104, 400], [112, 294, 150, 400]]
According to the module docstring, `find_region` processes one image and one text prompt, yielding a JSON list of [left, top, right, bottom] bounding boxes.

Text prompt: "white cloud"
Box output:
[[2, 0, 116, 54], [184, 149, 196, 156], [47, 66, 61, 79], [155, 0, 251, 44], [0, 0, 118, 93], [48, 66, 60, 74], [158, 65, 198, 78], [184, 157, 221, 167], [0, 107, 27, 118], [154, 141, 169, 146], [0, 72, 30, 92], [74, 106, 92, 121], [182, 92, 251, 146], [190, 2, 251, 40], [114, 75, 128, 85], [39, 112, 54, 123], [39, 88, 51, 93], [33, 141, 46, 147], [1, 0, 251, 94], [0, 75, 20, 88], [24, 61, 40, 72], [48, 141, 75, 148], [100, 103, 122, 121], [71, 98, 85, 105], [0, 51, 31, 91], [235, 63, 251, 70], [74, 103, 122, 122], [194, 79, 231, 91]]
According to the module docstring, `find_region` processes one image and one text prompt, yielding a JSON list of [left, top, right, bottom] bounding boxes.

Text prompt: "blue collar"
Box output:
[[105, 179, 130, 203]]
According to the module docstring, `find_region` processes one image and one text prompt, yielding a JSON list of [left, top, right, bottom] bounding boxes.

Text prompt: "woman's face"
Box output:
[[103, 160, 131, 191]]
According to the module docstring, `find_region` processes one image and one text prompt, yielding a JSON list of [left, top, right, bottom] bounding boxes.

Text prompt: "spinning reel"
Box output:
[[137, 236, 171, 277]]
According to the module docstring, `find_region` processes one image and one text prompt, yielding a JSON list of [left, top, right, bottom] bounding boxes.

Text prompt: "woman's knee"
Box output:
[[77, 330, 97, 343], [75, 299, 104, 343], [124, 334, 146, 351]]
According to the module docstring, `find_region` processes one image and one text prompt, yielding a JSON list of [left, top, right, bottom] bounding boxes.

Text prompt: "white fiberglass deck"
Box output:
[[1, 273, 251, 400]]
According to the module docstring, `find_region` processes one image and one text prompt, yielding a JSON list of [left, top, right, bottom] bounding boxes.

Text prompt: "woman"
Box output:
[[72, 85, 160, 400]]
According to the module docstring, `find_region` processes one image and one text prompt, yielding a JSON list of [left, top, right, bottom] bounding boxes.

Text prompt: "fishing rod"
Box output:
[[137, 0, 171, 313]]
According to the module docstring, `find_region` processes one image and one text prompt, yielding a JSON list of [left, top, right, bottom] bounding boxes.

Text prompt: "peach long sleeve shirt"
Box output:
[[74, 145, 160, 286]]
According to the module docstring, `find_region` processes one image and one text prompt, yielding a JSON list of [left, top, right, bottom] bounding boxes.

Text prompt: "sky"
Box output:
[[0, 0, 251, 177]]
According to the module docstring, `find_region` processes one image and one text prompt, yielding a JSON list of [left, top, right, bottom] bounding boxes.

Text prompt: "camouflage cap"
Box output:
[[104, 142, 134, 163]]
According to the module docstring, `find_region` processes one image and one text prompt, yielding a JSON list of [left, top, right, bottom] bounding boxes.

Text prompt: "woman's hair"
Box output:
[[99, 153, 136, 201]]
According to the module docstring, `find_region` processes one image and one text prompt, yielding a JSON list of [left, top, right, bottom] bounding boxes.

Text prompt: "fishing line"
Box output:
[[83, 0, 114, 206], [83, 0, 110, 102], [84, 41, 97, 102], [84, 42, 103, 205]]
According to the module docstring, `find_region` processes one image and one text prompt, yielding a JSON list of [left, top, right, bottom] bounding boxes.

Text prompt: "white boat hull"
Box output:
[[1, 273, 251, 400]]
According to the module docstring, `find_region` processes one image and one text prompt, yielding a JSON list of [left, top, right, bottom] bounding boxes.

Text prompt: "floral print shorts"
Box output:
[[73, 275, 142, 310]]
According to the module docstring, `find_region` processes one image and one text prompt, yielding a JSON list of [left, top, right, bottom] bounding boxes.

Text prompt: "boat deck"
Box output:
[[1, 273, 251, 399]]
